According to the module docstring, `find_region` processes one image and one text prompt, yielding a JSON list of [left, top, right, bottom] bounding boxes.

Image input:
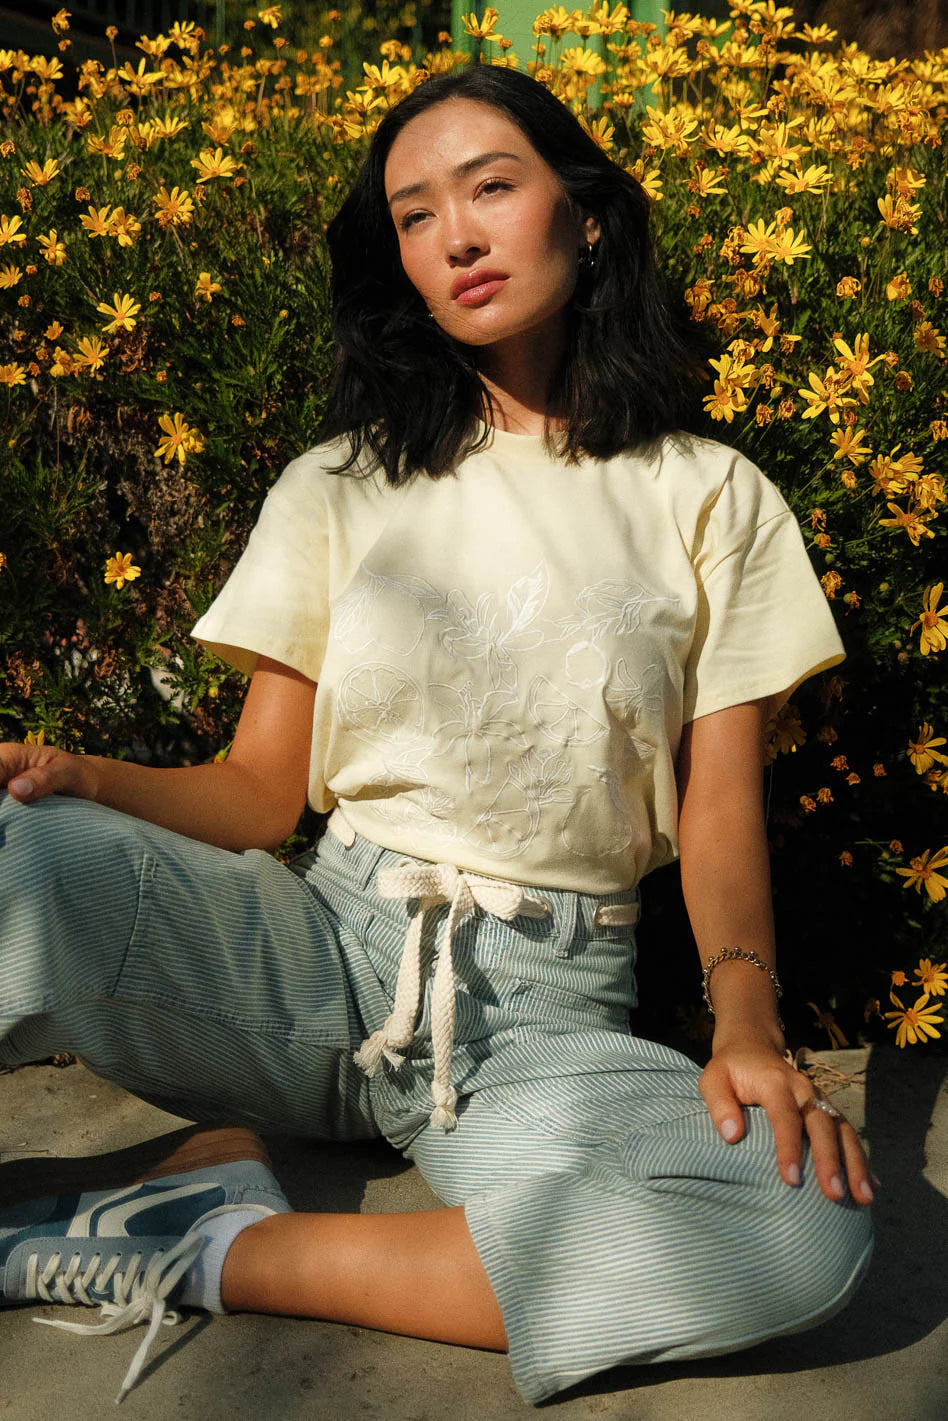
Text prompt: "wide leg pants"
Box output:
[[0, 793, 873, 1403]]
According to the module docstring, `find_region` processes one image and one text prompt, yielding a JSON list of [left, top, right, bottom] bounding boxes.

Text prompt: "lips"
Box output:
[[450, 268, 508, 304]]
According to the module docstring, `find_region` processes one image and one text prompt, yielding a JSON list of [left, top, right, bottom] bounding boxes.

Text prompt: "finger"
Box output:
[[698, 1064, 747, 1144], [4, 761, 64, 803], [838, 1120, 874, 1206], [757, 1088, 805, 1187], [800, 1098, 846, 1201]]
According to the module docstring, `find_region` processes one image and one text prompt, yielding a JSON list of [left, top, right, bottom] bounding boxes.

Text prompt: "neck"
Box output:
[[473, 318, 567, 436]]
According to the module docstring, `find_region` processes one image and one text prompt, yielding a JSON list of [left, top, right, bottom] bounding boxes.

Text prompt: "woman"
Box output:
[[0, 66, 872, 1406]]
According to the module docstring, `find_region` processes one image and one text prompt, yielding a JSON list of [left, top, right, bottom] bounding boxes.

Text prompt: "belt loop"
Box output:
[[327, 806, 356, 848], [553, 894, 577, 958]]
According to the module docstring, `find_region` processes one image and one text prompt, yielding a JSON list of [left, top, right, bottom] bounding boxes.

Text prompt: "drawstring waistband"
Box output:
[[328, 808, 638, 1132]]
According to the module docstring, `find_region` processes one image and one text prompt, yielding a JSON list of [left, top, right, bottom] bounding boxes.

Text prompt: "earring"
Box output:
[[580, 242, 597, 272]]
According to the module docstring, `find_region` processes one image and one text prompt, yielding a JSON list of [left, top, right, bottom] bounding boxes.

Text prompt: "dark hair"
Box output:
[[317, 65, 707, 483]]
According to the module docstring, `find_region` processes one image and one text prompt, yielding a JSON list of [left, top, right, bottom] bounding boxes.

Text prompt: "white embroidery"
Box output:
[[556, 578, 675, 643], [563, 639, 609, 689], [428, 559, 551, 692], [562, 764, 634, 857], [464, 747, 572, 858], [371, 786, 459, 835], [330, 564, 441, 656], [431, 682, 528, 791], [527, 674, 608, 747], [336, 663, 425, 736]]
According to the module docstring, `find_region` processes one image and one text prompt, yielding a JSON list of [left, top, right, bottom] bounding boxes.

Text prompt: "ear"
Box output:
[[580, 212, 601, 249]]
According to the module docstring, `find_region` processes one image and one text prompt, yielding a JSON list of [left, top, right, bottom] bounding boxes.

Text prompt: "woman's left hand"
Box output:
[[699, 1034, 875, 1206]]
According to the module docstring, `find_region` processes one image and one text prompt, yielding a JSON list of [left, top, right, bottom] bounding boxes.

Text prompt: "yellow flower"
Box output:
[[830, 426, 872, 464], [561, 47, 608, 79], [155, 411, 204, 465], [832, 333, 883, 401], [627, 160, 662, 202], [886, 272, 911, 300], [24, 728, 45, 745], [0, 213, 26, 247], [73, 334, 107, 373], [894, 846, 948, 902], [37, 228, 66, 266], [932, 420, 948, 443], [911, 583, 948, 656], [153, 185, 194, 228], [104, 552, 141, 589], [49, 346, 74, 377], [914, 958, 948, 997], [194, 272, 222, 301], [44, 320, 63, 340], [835, 276, 861, 298], [702, 379, 747, 423], [775, 164, 831, 195], [108, 207, 141, 247], [96, 291, 142, 334], [257, 5, 283, 26], [79, 204, 112, 238], [765, 702, 805, 762], [798, 367, 856, 424], [190, 147, 241, 183], [688, 164, 729, 198], [461, 7, 500, 41], [51, 8, 71, 34], [21, 157, 61, 186], [807, 1003, 849, 1049], [907, 724, 948, 774], [884, 991, 944, 1047], [532, 6, 575, 40], [914, 321, 946, 356], [0, 362, 27, 386], [581, 116, 615, 152], [877, 194, 920, 234], [0, 262, 22, 288], [879, 502, 934, 545]]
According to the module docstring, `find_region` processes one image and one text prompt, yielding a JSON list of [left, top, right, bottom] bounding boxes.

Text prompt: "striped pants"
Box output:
[[0, 793, 872, 1403]]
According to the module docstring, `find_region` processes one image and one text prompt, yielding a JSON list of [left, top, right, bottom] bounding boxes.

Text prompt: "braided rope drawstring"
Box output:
[[353, 859, 551, 1132]]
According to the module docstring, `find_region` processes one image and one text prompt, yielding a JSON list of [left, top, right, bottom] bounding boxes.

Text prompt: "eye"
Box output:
[[477, 177, 514, 198], [398, 209, 429, 232]]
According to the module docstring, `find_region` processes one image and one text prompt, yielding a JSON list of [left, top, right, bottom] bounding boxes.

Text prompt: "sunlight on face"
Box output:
[[384, 99, 599, 352]]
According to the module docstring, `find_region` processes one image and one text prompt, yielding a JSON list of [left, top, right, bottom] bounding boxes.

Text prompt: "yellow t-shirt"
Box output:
[[192, 427, 844, 892]]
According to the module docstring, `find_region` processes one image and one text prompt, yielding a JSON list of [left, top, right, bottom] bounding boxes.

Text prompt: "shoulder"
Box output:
[[656, 432, 789, 518], [262, 437, 391, 514]]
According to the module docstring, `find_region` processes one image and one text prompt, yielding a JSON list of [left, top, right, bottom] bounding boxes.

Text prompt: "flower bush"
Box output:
[[0, 4, 945, 1049]]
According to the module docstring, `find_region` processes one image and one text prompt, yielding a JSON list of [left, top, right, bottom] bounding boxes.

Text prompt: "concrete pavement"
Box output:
[[1, 1045, 945, 1421]]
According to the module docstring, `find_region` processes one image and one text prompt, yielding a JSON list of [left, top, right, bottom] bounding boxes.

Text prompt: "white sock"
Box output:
[[178, 1207, 270, 1314]]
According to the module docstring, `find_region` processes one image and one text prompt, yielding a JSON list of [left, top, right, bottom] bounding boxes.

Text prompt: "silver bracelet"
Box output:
[[702, 947, 784, 1029]]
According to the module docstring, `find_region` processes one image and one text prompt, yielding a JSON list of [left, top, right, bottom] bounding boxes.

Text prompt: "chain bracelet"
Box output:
[[702, 947, 784, 1030]]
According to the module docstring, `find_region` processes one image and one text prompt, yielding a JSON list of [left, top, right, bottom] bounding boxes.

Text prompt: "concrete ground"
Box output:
[[1, 1046, 945, 1421]]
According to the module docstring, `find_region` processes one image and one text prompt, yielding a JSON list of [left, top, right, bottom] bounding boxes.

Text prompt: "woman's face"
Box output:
[[384, 99, 599, 350]]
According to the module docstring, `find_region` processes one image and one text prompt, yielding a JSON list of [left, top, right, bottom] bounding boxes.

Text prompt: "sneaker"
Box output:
[[0, 1126, 290, 1402]]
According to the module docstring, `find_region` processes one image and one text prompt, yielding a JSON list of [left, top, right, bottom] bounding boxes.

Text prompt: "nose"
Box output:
[[443, 203, 488, 264]]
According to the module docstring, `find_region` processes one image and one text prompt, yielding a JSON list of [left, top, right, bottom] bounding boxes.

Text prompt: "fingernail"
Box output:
[[9, 778, 33, 798], [785, 1162, 800, 1187], [857, 1180, 874, 1203], [720, 1117, 741, 1142], [830, 1173, 844, 1198]]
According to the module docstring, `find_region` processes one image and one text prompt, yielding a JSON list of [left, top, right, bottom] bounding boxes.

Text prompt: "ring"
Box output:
[[802, 1096, 843, 1121]]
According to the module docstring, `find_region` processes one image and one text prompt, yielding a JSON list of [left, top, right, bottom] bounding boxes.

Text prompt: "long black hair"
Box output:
[[317, 65, 707, 482]]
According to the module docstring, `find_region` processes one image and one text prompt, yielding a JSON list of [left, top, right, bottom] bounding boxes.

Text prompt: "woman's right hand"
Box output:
[[0, 742, 92, 804]]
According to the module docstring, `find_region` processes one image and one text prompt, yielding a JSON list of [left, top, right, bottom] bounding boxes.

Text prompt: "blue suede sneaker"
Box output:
[[0, 1127, 290, 1402]]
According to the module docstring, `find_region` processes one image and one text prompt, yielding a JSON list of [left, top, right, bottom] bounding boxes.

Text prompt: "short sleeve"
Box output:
[[682, 459, 845, 723], [190, 454, 329, 682]]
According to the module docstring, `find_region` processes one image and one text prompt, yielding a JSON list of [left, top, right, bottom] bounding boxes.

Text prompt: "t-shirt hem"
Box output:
[[684, 646, 845, 724]]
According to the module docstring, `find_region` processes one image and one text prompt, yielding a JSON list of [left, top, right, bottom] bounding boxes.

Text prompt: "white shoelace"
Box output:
[[30, 1204, 255, 1404], [353, 855, 552, 1131]]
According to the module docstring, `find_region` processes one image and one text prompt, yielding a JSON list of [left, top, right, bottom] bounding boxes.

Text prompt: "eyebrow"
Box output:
[[386, 151, 525, 208]]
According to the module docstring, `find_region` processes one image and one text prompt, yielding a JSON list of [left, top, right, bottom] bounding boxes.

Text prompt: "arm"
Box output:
[[677, 701, 873, 1206], [0, 656, 315, 853]]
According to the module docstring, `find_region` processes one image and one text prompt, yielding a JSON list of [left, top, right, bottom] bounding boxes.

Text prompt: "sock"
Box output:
[[178, 1207, 269, 1314]]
